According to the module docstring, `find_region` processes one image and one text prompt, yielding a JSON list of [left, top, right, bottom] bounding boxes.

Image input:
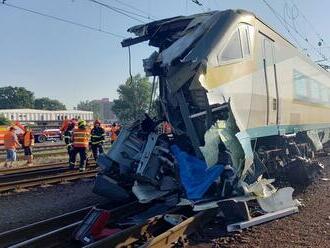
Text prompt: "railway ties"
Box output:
[[1, 199, 217, 248], [0, 162, 98, 193]]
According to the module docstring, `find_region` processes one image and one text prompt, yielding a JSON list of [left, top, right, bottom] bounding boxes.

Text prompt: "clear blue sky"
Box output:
[[0, 0, 329, 109]]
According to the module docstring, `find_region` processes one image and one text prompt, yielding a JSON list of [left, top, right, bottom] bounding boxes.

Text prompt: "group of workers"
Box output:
[[62, 118, 120, 172], [2, 118, 120, 169], [3, 126, 34, 167]]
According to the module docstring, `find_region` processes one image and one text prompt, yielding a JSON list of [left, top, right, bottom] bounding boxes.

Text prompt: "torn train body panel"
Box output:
[[95, 9, 329, 223]]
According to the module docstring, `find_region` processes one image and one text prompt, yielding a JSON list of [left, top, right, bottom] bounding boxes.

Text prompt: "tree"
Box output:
[[112, 74, 153, 123], [77, 100, 101, 119], [34, 97, 66, 110], [0, 86, 34, 109], [0, 115, 11, 125]]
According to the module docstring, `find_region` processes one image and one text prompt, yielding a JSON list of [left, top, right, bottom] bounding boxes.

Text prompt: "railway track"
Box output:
[[0, 143, 65, 154], [0, 144, 111, 160], [0, 164, 97, 183], [0, 163, 98, 193], [0, 142, 111, 154], [0, 199, 216, 248]]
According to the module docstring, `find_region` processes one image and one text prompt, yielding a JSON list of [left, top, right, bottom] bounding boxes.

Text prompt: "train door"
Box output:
[[261, 33, 279, 125]]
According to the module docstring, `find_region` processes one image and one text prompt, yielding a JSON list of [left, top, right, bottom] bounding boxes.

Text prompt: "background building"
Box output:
[[95, 98, 117, 123], [0, 109, 93, 129]]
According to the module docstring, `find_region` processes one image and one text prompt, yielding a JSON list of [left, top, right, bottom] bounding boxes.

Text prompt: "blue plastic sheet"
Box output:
[[171, 145, 224, 200]]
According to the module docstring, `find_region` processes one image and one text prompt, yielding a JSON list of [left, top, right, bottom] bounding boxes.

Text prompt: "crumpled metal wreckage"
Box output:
[[93, 10, 325, 231]]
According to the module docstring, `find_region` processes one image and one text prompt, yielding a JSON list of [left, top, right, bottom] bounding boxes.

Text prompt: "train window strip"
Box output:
[[293, 69, 330, 105]]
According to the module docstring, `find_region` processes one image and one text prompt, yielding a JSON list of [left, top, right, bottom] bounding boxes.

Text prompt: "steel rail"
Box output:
[[6, 201, 142, 248], [0, 164, 97, 183], [0, 169, 98, 193], [0, 206, 92, 247], [0, 161, 70, 175]]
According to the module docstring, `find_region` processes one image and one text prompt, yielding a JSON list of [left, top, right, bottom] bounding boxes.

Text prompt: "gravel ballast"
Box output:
[[0, 179, 108, 233]]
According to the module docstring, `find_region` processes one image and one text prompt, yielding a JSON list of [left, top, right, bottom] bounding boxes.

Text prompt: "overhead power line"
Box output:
[[2, 2, 126, 38], [87, 0, 147, 23], [262, 0, 328, 61], [106, 0, 157, 20], [290, 0, 327, 48]]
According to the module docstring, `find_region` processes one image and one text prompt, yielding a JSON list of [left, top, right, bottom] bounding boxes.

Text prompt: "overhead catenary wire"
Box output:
[[290, 0, 326, 46], [87, 0, 147, 23], [262, 0, 328, 61], [2, 2, 126, 38], [105, 0, 157, 20]]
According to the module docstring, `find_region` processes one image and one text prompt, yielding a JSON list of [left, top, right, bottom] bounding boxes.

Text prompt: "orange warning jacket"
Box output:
[[23, 131, 34, 147], [4, 131, 19, 150], [72, 128, 90, 148], [60, 119, 70, 132], [110, 126, 119, 142]]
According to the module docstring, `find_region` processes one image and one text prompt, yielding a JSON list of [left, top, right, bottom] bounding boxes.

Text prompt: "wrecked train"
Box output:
[[94, 10, 328, 207]]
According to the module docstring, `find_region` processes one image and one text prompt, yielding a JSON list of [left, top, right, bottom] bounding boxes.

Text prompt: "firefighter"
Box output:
[[70, 120, 90, 171], [90, 119, 105, 160], [63, 122, 75, 165], [22, 126, 34, 165]]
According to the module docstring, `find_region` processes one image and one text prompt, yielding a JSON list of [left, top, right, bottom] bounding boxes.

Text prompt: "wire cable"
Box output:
[[105, 0, 157, 20], [2, 2, 126, 38], [291, 0, 326, 46], [87, 0, 146, 23], [262, 0, 328, 61]]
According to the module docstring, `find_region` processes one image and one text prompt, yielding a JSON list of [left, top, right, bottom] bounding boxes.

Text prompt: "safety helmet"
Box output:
[[78, 120, 86, 128], [94, 119, 101, 125]]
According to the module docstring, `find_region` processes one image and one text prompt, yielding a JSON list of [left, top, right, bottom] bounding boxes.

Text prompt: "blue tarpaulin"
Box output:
[[171, 145, 224, 200]]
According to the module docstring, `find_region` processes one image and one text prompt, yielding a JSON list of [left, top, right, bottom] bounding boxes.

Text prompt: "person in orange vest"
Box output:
[[4, 126, 21, 168], [22, 126, 34, 165], [69, 120, 90, 171], [110, 123, 120, 144], [60, 116, 69, 133]]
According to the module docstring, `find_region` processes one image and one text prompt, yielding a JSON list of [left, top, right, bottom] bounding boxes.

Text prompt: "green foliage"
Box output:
[[0, 86, 66, 111], [0, 115, 11, 125], [0, 86, 35, 109], [77, 100, 101, 119], [34, 97, 66, 110], [112, 74, 153, 123]]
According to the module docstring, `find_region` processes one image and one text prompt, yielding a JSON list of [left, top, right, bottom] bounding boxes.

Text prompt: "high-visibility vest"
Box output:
[[72, 128, 90, 148], [60, 119, 70, 132], [23, 131, 34, 147], [0, 126, 7, 146], [4, 131, 19, 150], [110, 126, 119, 141]]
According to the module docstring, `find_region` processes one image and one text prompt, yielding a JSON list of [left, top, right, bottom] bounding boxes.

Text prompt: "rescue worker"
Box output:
[[22, 126, 34, 165], [60, 116, 69, 132], [4, 126, 20, 168], [90, 120, 105, 160], [110, 123, 119, 144], [70, 120, 90, 171], [63, 122, 75, 165]]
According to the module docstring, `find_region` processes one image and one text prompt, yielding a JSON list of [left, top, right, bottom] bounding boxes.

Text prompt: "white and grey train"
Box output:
[[94, 10, 328, 206]]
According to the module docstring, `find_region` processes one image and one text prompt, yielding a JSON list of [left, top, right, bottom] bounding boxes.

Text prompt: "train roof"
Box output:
[[122, 9, 295, 48]]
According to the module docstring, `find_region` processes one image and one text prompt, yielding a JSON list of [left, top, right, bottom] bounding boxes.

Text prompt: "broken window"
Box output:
[[219, 29, 243, 62]]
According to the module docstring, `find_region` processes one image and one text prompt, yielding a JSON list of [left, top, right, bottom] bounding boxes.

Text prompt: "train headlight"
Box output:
[[198, 73, 208, 89]]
